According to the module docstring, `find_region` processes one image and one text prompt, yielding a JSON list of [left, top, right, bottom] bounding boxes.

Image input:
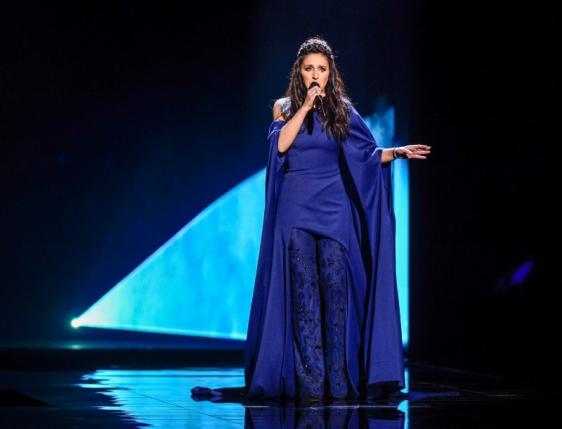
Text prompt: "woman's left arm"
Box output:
[[381, 145, 432, 164]]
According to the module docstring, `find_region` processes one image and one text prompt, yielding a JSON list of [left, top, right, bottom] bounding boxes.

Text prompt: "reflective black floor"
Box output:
[[0, 361, 544, 428]]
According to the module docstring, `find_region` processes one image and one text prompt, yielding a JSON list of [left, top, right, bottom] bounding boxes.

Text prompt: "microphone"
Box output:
[[306, 82, 323, 135], [309, 81, 323, 113]]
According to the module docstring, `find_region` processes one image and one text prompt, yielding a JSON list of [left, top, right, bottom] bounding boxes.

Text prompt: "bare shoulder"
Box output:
[[272, 97, 289, 121]]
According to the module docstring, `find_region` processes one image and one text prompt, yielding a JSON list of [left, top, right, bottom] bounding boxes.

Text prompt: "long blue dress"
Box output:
[[243, 104, 405, 399]]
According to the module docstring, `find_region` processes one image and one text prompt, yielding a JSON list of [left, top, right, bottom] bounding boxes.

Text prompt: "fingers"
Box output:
[[409, 145, 431, 157], [405, 150, 428, 160]]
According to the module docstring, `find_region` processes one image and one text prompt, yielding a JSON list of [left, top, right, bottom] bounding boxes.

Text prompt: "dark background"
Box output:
[[1, 1, 556, 393]]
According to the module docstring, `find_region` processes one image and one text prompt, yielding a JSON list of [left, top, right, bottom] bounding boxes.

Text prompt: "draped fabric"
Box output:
[[243, 105, 405, 399]]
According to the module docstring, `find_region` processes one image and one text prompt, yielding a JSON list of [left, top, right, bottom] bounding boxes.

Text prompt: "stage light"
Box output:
[[365, 105, 410, 348], [511, 260, 534, 285], [72, 170, 266, 340]]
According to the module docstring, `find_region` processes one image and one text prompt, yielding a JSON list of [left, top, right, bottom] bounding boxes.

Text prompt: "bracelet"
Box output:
[[393, 147, 406, 159]]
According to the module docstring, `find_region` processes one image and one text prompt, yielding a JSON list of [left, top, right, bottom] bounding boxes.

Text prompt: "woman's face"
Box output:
[[300, 53, 330, 97]]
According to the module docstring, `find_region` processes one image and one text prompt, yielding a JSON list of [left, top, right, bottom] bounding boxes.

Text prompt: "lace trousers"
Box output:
[[289, 227, 350, 399]]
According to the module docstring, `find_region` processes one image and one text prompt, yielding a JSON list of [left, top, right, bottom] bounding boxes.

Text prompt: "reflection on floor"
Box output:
[[0, 362, 542, 428]]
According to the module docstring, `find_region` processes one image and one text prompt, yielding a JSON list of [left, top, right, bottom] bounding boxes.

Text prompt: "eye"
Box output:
[[304, 66, 327, 72]]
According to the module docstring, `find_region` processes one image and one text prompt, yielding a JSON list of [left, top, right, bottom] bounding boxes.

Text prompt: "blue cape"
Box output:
[[243, 106, 405, 399]]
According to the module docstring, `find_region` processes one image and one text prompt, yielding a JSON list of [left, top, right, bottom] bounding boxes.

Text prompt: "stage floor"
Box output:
[[0, 361, 542, 428]]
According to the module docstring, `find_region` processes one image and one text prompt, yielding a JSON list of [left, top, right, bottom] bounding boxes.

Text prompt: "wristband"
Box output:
[[394, 147, 407, 159]]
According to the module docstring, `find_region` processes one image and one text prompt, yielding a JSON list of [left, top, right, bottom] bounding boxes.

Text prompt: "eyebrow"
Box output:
[[303, 64, 328, 68]]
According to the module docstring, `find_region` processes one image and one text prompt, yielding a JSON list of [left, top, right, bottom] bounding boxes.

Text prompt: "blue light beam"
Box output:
[[72, 171, 266, 340]]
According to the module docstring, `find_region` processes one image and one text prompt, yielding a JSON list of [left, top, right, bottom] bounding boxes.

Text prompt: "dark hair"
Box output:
[[276, 36, 354, 144]]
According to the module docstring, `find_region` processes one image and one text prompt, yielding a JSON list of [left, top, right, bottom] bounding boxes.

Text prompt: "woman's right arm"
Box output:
[[273, 87, 318, 154], [276, 106, 309, 153]]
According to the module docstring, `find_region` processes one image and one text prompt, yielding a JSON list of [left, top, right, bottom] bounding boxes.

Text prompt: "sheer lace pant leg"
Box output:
[[289, 227, 325, 399], [318, 237, 350, 399]]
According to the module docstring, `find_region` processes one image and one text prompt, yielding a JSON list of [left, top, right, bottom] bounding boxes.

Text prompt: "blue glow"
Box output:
[[393, 158, 410, 347], [74, 104, 409, 348], [365, 106, 409, 348], [511, 260, 534, 285], [72, 171, 266, 340]]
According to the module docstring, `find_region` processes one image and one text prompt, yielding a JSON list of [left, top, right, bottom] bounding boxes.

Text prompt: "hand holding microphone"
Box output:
[[304, 82, 324, 135], [303, 82, 324, 114]]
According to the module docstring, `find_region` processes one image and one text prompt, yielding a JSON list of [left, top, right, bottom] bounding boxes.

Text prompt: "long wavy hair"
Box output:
[[276, 36, 354, 144]]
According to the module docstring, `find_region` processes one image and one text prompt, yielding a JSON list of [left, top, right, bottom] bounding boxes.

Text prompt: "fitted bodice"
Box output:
[[275, 110, 352, 248], [284, 111, 341, 175]]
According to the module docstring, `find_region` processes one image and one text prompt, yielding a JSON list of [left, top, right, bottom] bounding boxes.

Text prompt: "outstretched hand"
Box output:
[[395, 144, 431, 160]]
